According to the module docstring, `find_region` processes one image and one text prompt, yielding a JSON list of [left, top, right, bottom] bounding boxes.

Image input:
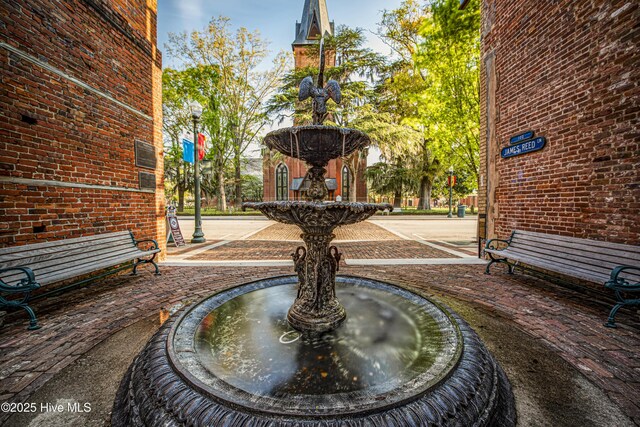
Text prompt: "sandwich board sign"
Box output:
[[166, 206, 186, 247]]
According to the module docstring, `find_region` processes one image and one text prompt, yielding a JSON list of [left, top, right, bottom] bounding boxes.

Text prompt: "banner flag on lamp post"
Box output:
[[197, 133, 206, 160], [182, 139, 194, 164]]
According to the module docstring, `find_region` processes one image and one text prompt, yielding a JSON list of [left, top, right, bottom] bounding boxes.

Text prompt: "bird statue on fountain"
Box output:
[[298, 38, 341, 125]]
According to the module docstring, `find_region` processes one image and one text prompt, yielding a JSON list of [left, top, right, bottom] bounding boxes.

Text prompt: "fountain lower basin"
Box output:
[[112, 276, 516, 426]]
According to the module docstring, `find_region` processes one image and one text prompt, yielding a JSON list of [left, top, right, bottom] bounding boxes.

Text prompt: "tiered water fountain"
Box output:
[[112, 48, 516, 426]]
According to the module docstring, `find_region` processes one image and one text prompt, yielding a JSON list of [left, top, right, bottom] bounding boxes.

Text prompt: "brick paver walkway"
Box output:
[[187, 240, 455, 260], [0, 265, 638, 424], [248, 221, 400, 241]]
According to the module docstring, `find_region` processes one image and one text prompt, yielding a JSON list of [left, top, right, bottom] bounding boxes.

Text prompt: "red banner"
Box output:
[[448, 176, 456, 187], [197, 133, 206, 161]]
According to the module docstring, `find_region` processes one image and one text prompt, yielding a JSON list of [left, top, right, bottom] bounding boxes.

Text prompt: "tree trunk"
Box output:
[[234, 159, 242, 207], [217, 167, 227, 211], [418, 178, 432, 210], [177, 164, 185, 212], [393, 189, 402, 208]]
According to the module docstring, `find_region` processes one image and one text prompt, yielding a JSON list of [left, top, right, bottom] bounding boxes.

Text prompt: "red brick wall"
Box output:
[[0, 0, 165, 254], [479, 0, 639, 245]]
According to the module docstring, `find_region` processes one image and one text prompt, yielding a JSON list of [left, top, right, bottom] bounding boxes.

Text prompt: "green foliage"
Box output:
[[365, 161, 414, 205], [413, 0, 481, 183], [164, 16, 288, 209]]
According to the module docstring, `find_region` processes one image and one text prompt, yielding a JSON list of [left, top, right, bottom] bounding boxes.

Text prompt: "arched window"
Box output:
[[341, 166, 351, 201], [276, 163, 288, 201]]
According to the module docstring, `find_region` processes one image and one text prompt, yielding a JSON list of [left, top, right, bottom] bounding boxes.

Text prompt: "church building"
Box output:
[[262, 0, 367, 202]]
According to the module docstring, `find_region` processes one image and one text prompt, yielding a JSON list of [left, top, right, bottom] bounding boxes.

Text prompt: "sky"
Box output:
[[157, 0, 403, 160], [157, 0, 404, 69]]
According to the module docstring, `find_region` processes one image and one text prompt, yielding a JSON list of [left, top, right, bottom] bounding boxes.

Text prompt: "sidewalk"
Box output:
[[0, 264, 638, 425]]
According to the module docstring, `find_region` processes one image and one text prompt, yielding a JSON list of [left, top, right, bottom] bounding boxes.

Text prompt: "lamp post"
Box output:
[[447, 166, 454, 218], [190, 101, 205, 243]]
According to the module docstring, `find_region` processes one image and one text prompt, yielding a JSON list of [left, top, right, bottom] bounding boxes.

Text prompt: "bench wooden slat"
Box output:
[[35, 248, 159, 283], [513, 230, 640, 254], [492, 249, 611, 283], [511, 233, 640, 262], [501, 248, 638, 282], [0, 239, 137, 270], [487, 247, 640, 285], [35, 250, 159, 285], [504, 246, 640, 280], [0, 231, 132, 257], [508, 240, 640, 268], [0, 248, 150, 286]]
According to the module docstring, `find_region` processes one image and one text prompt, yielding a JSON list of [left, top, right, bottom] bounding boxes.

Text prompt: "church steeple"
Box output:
[[293, 0, 334, 47]]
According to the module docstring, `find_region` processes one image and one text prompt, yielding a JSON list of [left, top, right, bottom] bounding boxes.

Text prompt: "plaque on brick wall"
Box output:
[[139, 171, 156, 190], [135, 140, 157, 169]]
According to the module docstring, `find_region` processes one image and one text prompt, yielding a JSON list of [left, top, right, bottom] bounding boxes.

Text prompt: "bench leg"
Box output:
[[485, 254, 513, 275], [604, 303, 623, 328], [0, 295, 40, 330], [150, 259, 161, 276], [132, 255, 161, 276], [485, 259, 495, 275], [21, 304, 40, 330]]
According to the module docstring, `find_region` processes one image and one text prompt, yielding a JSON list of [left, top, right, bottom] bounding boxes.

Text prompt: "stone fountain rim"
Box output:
[[166, 274, 464, 418]]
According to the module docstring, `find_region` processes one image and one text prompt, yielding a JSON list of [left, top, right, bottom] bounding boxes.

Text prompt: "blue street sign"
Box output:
[[509, 131, 534, 145], [183, 139, 194, 164], [501, 137, 546, 159]]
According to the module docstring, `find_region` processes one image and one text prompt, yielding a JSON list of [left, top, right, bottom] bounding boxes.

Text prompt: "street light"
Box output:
[[190, 100, 205, 243], [447, 166, 454, 218]]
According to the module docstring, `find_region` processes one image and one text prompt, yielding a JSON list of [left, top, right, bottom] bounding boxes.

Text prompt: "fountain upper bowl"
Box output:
[[264, 126, 371, 167]]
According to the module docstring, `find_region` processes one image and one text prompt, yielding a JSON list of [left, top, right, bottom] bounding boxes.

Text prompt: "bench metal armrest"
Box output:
[[485, 239, 510, 251], [134, 239, 159, 251], [0, 267, 40, 293], [485, 231, 515, 251], [606, 265, 640, 291]]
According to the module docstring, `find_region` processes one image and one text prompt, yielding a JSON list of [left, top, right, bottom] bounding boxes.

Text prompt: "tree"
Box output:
[[166, 17, 288, 209], [375, 0, 446, 210], [162, 68, 206, 211], [413, 0, 481, 186], [365, 161, 415, 208]]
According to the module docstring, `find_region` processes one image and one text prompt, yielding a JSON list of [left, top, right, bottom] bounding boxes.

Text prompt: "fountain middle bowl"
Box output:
[[263, 125, 371, 167], [243, 201, 392, 234]]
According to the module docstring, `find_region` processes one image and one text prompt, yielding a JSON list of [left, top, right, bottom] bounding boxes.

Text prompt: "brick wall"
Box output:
[[479, 0, 639, 246], [0, 0, 165, 254]]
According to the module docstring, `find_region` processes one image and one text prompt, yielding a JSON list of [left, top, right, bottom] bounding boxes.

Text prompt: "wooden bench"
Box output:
[[484, 230, 640, 328], [0, 231, 160, 330]]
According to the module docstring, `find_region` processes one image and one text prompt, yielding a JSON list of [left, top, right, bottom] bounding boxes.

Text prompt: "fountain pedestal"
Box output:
[[288, 232, 345, 332]]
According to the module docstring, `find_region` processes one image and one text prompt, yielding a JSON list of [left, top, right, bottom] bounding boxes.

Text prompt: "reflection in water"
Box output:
[[194, 282, 446, 397]]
